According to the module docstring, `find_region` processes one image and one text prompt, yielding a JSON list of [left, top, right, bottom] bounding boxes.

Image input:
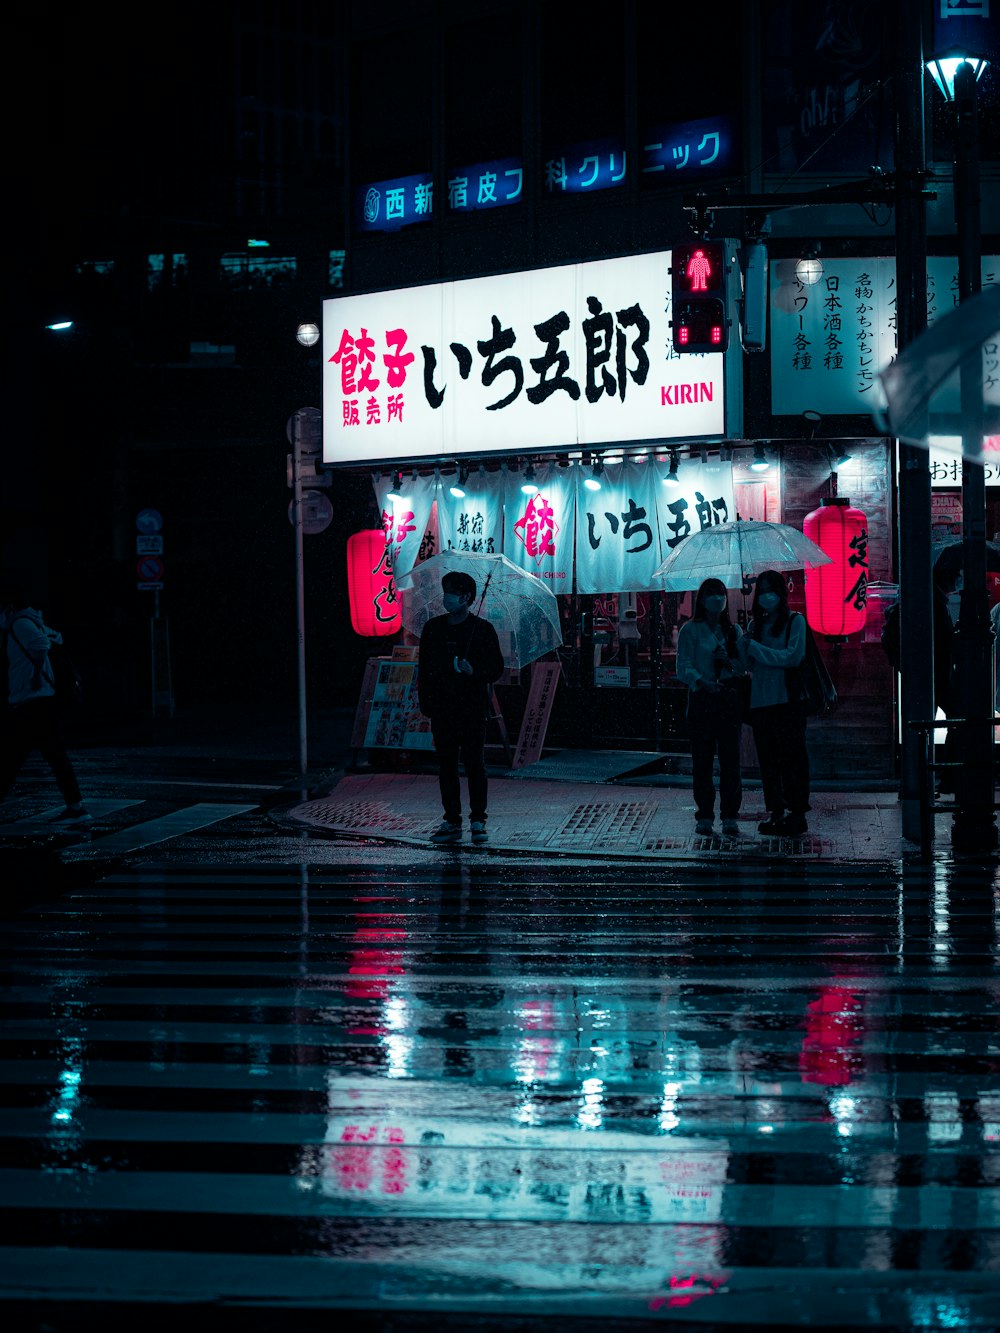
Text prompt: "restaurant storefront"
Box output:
[[323, 248, 985, 780]]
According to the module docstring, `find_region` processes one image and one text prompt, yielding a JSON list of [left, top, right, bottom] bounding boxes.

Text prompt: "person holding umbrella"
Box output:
[[740, 570, 811, 836], [417, 570, 504, 845], [676, 578, 747, 837]]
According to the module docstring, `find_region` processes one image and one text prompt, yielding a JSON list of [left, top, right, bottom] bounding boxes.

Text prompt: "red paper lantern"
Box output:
[[347, 530, 400, 636], [803, 498, 869, 637]]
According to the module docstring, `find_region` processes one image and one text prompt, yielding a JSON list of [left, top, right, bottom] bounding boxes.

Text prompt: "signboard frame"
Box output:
[[323, 250, 742, 468]]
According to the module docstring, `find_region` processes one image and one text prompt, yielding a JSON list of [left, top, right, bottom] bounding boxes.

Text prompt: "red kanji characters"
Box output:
[[383, 328, 414, 387], [513, 494, 558, 561]]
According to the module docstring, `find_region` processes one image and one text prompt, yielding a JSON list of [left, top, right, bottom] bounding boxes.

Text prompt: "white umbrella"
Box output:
[[874, 284, 1000, 449], [395, 551, 563, 669], [653, 519, 832, 592]]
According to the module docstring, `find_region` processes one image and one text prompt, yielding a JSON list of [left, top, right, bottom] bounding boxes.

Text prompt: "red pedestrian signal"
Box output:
[[671, 241, 730, 353]]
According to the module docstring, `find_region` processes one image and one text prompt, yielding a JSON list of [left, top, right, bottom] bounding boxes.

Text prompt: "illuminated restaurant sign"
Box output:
[[323, 251, 731, 466], [770, 255, 1000, 417]]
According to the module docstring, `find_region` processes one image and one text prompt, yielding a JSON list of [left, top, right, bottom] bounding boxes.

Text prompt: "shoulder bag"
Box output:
[[784, 614, 837, 716]]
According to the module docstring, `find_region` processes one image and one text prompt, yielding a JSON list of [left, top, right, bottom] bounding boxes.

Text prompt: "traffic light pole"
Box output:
[[950, 60, 997, 852], [292, 412, 309, 795], [894, 0, 934, 848]]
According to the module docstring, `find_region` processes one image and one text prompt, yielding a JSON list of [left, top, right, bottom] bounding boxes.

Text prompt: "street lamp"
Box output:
[[925, 45, 997, 850], [795, 254, 824, 287], [926, 53, 988, 102]]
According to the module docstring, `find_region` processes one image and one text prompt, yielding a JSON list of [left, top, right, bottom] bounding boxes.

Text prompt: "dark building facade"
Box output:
[[8, 1, 1000, 772]]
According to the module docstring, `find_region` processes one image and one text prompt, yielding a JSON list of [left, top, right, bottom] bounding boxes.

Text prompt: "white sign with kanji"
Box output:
[[770, 255, 1000, 417], [323, 252, 727, 465]]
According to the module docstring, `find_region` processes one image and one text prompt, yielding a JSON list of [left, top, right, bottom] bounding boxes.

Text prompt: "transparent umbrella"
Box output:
[[653, 519, 831, 592], [395, 551, 563, 668], [874, 284, 1000, 452]]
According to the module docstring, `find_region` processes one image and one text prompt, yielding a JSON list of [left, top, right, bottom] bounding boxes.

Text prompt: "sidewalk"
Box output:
[[284, 749, 915, 864]]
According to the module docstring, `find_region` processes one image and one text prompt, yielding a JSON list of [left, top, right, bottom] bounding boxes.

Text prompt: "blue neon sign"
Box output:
[[357, 158, 524, 233], [642, 115, 736, 179], [447, 159, 522, 212], [355, 174, 434, 234], [544, 137, 627, 194]]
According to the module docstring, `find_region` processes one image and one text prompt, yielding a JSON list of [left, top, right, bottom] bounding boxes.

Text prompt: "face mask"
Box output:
[[443, 593, 464, 613], [703, 595, 726, 614], [758, 592, 780, 611]]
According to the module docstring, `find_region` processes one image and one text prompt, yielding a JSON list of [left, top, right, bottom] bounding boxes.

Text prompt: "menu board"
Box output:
[[363, 660, 434, 750]]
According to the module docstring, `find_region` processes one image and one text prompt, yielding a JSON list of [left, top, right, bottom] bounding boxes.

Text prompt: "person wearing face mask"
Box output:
[[417, 571, 504, 845], [675, 578, 747, 837], [740, 569, 810, 836]]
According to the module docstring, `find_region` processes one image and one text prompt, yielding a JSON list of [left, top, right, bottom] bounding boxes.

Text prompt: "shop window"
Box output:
[[219, 253, 297, 289], [75, 259, 114, 277], [147, 254, 164, 292]]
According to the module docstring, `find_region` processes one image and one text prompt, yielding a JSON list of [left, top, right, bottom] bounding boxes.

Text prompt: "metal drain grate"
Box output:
[[548, 801, 656, 849], [594, 801, 657, 848], [298, 799, 429, 834]]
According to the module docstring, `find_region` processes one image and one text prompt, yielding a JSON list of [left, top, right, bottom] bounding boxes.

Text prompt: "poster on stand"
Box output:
[[363, 660, 434, 750]]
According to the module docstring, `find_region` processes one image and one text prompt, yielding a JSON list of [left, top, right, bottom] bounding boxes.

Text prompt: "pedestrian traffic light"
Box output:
[[670, 241, 730, 353]]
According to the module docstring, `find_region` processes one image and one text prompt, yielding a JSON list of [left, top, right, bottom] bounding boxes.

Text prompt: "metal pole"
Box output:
[[651, 589, 662, 751], [951, 60, 997, 851], [895, 0, 934, 846], [293, 413, 308, 793]]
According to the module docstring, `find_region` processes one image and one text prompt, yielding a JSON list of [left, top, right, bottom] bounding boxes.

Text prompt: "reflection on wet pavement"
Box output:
[[1, 860, 999, 1327]]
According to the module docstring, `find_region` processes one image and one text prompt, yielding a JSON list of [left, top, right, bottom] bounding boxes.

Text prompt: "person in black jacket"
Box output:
[[418, 571, 504, 845]]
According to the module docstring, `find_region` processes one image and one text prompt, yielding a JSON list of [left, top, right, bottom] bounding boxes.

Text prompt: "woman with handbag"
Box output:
[[676, 578, 747, 837], [740, 569, 810, 836]]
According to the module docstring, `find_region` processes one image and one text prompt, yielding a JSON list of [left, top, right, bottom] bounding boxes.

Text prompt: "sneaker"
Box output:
[[49, 807, 93, 826], [721, 819, 740, 837], [780, 814, 808, 836], [695, 818, 714, 836], [757, 814, 785, 835], [430, 821, 462, 844], [470, 820, 488, 845]]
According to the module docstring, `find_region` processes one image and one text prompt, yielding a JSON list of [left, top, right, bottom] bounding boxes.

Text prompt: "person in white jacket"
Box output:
[[675, 578, 747, 837], [740, 569, 809, 836], [0, 580, 90, 825]]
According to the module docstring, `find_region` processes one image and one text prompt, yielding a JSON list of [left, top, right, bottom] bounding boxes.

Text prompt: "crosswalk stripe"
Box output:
[[0, 798, 144, 830], [61, 803, 258, 860]]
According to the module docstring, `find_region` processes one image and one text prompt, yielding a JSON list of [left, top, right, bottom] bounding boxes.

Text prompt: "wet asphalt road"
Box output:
[[1, 741, 1000, 1329]]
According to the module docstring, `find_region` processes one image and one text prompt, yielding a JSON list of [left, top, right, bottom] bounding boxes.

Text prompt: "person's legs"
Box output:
[[716, 716, 743, 821], [431, 718, 463, 825], [31, 700, 83, 807], [688, 696, 717, 824], [458, 712, 489, 822], [0, 706, 36, 804], [781, 706, 810, 817], [751, 707, 785, 825]]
